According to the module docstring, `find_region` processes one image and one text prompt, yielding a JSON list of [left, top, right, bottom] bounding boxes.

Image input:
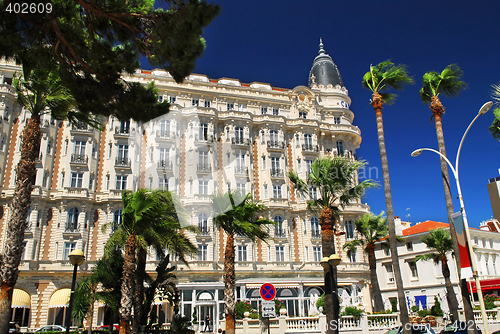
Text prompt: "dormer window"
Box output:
[[299, 112, 307, 119]]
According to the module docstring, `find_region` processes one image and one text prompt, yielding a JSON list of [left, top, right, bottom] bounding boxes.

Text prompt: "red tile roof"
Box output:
[[402, 221, 449, 236]]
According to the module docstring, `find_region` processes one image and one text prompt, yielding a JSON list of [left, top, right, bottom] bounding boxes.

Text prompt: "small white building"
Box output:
[[375, 219, 500, 314]]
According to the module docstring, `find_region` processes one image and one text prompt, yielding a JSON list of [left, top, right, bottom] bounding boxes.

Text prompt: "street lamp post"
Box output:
[[65, 249, 86, 334], [321, 254, 342, 334], [411, 101, 493, 334]]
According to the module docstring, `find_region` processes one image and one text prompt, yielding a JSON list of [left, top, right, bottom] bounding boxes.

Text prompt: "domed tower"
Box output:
[[308, 38, 344, 88]]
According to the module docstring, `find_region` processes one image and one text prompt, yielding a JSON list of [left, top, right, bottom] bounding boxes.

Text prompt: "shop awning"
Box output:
[[12, 289, 30, 308], [48, 289, 71, 308], [468, 279, 500, 293]]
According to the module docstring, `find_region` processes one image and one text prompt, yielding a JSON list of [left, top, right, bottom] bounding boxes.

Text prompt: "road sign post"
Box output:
[[260, 283, 276, 334]]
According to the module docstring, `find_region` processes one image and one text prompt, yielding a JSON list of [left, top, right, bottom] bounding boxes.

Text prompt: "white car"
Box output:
[[34, 325, 66, 332]]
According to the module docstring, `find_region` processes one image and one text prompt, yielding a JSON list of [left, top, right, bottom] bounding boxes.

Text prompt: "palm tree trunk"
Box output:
[[433, 108, 476, 334], [133, 247, 147, 334], [119, 234, 137, 334], [368, 248, 384, 312], [442, 259, 460, 322], [224, 233, 236, 334], [319, 207, 336, 334], [0, 114, 41, 334], [371, 92, 410, 332]]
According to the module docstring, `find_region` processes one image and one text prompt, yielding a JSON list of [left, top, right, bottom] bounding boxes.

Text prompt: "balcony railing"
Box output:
[[71, 123, 93, 133], [302, 144, 319, 153], [234, 166, 248, 176], [195, 134, 214, 142], [231, 138, 251, 146], [115, 157, 131, 167], [157, 160, 173, 170], [114, 127, 134, 136], [270, 169, 284, 178], [311, 230, 321, 239], [274, 230, 286, 238], [198, 226, 210, 236], [156, 130, 175, 139], [267, 141, 285, 150], [197, 163, 212, 173], [70, 154, 88, 165], [65, 224, 79, 233]]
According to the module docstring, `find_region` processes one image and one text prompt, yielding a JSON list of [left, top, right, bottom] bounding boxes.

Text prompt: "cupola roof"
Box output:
[[308, 38, 344, 88]]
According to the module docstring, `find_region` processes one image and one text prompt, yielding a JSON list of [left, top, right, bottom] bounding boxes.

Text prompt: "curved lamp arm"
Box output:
[[456, 101, 493, 175], [411, 148, 457, 179]]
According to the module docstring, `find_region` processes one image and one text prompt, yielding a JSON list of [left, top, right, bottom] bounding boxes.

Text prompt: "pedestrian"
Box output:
[[204, 314, 211, 332]]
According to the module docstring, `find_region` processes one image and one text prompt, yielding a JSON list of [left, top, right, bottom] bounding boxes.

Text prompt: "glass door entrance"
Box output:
[[197, 305, 214, 333]]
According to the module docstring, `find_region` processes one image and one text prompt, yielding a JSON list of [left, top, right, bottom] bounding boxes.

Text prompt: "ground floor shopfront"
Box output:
[[13, 275, 370, 331]]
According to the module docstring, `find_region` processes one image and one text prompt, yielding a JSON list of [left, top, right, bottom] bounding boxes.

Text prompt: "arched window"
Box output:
[[336, 141, 344, 156], [113, 209, 123, 231], [311, 217, 320, 238], [160, 120, 170, 137], [274, 215, 284, 237], [304, 134, 313, 146], [235, 126, 244, 143], [270, 130, 279, 143], [198, 213, 209, 235], [67, 207, 79, 231], [199, 123, 208, 141]]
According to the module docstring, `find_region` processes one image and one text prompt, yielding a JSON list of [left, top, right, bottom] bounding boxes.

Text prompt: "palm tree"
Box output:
[[210, 191, 274, 334], [107, 189, 196, 334], [419, 65, 475, 331], [289, 156, 377, 334], [416, 228, 460, 321], [489, 83, 500, 140], [128, 191, 195, 334], [342, 212, 389, 312], [362, 60, 413, 331], [73, 246, 124, 334], [0, 67, 75, 328]]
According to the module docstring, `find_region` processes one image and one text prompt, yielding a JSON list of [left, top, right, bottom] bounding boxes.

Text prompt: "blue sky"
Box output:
[[150, 0, 500, 227]]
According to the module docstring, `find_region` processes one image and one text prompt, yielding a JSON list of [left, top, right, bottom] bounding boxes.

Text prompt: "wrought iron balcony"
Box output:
[[197, 163, 212, 173], [234, 166, 248, 176], [195, 134, 214, 142], [231, 137, 250, 146], [274, 230, 286, 238], [115, 157, 131, 168], [65, 224, 79, 233], [70, 154, 88, 165], [156, 130, 175, 139], [270, 169, 284, 178], [302, 144, 319, 153], [311, 230, 321, 239], [71, 122, 93, 133], [198, 226, 210, 236], [41, 120, 50, 131], [267, 141, 285, 150], [157, 160, 173, 170]]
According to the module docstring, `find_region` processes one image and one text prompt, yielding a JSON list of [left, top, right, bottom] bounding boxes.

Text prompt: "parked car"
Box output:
[[97, 325, 120, 331], [34, 325, 66, 332], [385, 324, 436, 334], [439, 322, 482, 334], [8, 322, 20, 334]]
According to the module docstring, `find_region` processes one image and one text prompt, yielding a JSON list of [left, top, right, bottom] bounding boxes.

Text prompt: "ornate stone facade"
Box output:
[[0, 42, 371, 331]]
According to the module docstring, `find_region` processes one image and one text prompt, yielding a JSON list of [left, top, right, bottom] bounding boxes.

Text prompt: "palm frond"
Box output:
[[362, 60, 412, 105]]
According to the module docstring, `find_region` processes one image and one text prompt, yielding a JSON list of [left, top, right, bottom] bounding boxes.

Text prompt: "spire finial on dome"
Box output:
[[319, 38, 325, 55]]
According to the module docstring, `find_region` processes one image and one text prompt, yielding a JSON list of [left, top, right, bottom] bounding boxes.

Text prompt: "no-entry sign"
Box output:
[[260, 283, 276, 301]]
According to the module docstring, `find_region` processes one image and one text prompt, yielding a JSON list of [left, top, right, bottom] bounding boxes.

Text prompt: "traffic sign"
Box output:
[[261, 300, 276, 318], [260, 283, 276, 301]]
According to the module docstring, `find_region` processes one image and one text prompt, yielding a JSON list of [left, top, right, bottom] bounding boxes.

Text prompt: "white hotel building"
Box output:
[[0, 42, 372, 331]]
